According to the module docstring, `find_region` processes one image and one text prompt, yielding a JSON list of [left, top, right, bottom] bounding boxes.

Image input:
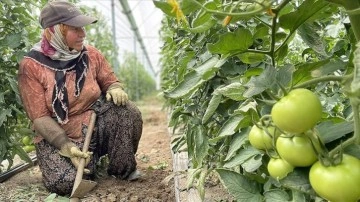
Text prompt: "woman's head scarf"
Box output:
[[25, 24, 89, 124]]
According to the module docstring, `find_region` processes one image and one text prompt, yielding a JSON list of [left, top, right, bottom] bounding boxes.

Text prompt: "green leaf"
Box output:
[[194, 126, 209, 166], [244, 67, 263, 78], [291, 190, 307, 202], [311, 59, 347, 77], [3, 33, 22, 49], [264, 189, 291, 201], [216, 169, 263, 201], [44, 193, 70, 202], [244, 65, 277, 98], [7, 77, 19, 94], [210, 114, 243, 143], [12, 144, 32, 164], [0, 109, 12, 127], [17, 127, 35, 136], [181, 0, 204, 15], [165, 56, 220, 98], [225, 129, 249, 161], [315, 121, 353, 143], [168, 107, 182, 127], [236, 100, 258, 113], [44, 193, 57, 201], [216, 82, 246, 101], [0, 91, 5, 103], [202, 93, 222, 124], [292, 59, 330, 86], [237, 52, 266, 64], [196, 168, 207, 200], [276, 64, 295, 89], [275, 44, 288, 61], [279, 168, 314, 195], [153, 1, 176, 17], [298, 22, 329, 57], [187, 168, 202, 189], [207, 28, 253, 55], [189, 2, 217, 33], [224, 147, 261, 168], [189, 18, 217, 33], [279, 0, 328, 32], [253, 25, 270, 41], [265, 189, 306, 202], [242, 154, 263, 172], [187, 124, 195, 158]]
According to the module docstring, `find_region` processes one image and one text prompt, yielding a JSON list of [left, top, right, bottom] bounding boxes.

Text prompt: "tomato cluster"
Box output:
[[248, 88, 322, 179], [22, 135, 35, 153], [248, 88, 360, 201]]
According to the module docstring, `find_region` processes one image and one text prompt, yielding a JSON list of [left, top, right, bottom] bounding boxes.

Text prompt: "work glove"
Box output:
[[59, 142, 92, 174], [106, 82, 128, 106], [33, 116, 92, 173]]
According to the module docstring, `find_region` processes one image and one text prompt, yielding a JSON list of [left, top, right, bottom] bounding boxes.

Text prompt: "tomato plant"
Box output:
[[248, 124, 278, 150], [309, 154, 360, 202], [155, 0, 360, 201], [267, 157, 294, 180], [271, 88, 322, 134], [276, 132, 318, 167]]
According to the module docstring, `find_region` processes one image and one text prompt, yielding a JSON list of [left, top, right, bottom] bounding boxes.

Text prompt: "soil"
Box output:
[[0, 94, 176, 201]]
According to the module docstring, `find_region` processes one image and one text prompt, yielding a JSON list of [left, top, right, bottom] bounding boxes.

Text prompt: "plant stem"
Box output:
[[269, 0, 291, 66], [339, 0, 360, 146], [328, 134, 356, 157], [350, 99, 360, 145], [293, 75, 345, 89], [269, 14, 277, 67]]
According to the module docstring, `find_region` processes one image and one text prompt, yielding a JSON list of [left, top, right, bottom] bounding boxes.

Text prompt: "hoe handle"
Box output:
[[71, 112, 97, 196]]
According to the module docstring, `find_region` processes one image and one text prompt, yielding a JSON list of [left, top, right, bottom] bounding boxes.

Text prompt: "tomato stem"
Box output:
[[265, 89, 281, 101], [328, 135, 356, 157], [306, 129, 333, 166], [276, 82, 288, 96], [292, 75, 345, 89], [350, 99, 360, 145]]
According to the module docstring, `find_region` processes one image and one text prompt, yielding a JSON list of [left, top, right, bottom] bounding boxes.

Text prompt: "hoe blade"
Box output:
[[70, 180, 97, 198]]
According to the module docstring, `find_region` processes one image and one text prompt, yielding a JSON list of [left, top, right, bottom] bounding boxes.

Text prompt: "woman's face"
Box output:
[[65, 26, 86, 51]]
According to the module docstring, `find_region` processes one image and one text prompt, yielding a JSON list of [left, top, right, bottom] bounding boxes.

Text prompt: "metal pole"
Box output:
[[118, 0, 155, 78], [134, 37, 139, 101], [111, 0, 118, 71]]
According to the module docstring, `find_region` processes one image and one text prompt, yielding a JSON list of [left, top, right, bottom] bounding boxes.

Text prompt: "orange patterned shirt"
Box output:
[[18, 45, 118, 142]]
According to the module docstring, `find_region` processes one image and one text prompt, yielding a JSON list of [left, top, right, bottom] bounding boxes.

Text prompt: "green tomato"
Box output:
[[276, 133, 317, 167], [22, 135, 32, 146], [23, 145, 36, 153], [267, 157, 294, 180], [271, 88, 322, 134], [248, 125, 278, 150], [309, 154, 360, 202]]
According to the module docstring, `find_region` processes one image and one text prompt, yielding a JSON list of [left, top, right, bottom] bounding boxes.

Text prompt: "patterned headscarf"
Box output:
[[25, 24, 89, 124]]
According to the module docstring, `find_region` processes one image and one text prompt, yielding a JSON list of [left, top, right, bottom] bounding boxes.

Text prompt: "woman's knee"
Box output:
[[43, 176, 74, 196]]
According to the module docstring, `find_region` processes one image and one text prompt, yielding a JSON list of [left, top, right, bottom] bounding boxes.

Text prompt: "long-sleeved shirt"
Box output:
[[18, 45, 118, 142]]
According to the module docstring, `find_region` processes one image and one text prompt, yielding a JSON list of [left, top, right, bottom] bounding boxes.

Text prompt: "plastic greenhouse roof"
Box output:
[[79, 0, 164, 80]]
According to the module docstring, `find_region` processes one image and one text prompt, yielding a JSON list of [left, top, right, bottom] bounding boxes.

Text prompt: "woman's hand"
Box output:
[[59, 142, 92, 174], [106, 82, 128, 106]]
